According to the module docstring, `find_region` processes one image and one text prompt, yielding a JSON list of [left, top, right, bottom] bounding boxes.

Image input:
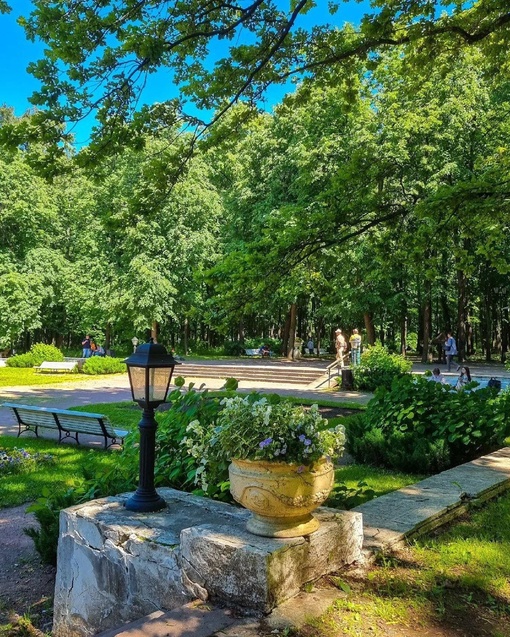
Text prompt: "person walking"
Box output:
[[335, 329, 347, 367], [444, 331, 458, 372], [307, 337, 314, 355], [81, 334, 92, 358], [349, 329, 362, 366]]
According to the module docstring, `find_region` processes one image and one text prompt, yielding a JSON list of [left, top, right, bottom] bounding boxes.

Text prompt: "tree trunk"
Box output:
[[502, 307, 509, 364], [282, 312, 291, 357], [456, 269, 468, 363], [363, 313, 376, 346], [238, 320, 245, 344], [400, 314, 407, 356], [151, 321, 158, 343], [183, 318, 189, 355], [105, 324, 112, 351], [484, 292, 492, 362], [287, 303, 297, 361], [422, 284, 432, 363]]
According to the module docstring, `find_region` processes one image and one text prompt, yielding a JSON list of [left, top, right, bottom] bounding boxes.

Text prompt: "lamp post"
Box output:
[[131, 336, 139, 353], [124, 339, 179, 512]]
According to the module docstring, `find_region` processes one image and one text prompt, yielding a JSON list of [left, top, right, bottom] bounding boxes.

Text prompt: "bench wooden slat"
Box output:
[[34, 361, 77, 373], [2, 402, 128, 449]]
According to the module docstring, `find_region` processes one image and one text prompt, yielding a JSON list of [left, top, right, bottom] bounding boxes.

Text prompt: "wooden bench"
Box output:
[[2, 402, 128, 449], [34, 361, 78, 373]]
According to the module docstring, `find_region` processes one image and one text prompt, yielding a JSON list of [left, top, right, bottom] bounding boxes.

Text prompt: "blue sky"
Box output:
[[0, 1, 371, 147]]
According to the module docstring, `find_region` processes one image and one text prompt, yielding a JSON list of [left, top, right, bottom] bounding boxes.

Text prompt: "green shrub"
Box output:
[[6, 343, 64, 368], [6, 353, 35, 367], [30, 343, 64, 365], [353, 343, 412, 391], [25, 486, 84, 565], [82, 357, 126, 375], [348, 375, 510, 473]]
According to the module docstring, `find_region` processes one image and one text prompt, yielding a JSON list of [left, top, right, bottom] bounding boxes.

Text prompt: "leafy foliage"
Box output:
[[214, 394, 346, 465], [5, 353, 36, 368], [348, 376, 510, 473], [25, 486, 84, 566], [82, 357, 126, 375], [353, 344, 412, 391], [29, 343, 64, 366], [6, 342, 64, 367], [0, 447, 54, 475]]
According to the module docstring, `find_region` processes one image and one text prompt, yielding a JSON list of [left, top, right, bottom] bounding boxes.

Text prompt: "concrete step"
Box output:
[[95, 600, 235, 637], [176, 364, 322, 386]]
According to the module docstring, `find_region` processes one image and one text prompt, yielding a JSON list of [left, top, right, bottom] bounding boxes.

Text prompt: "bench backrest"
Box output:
[[4, 404, 60, 430], [245, 349, 259, 355], [2, 403, 116, 437], [38, 361, 77, 370]]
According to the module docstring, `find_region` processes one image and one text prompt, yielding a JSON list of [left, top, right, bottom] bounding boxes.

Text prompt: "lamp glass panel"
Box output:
[[128, 366, 146, 402], [148, 367, 172, 403]]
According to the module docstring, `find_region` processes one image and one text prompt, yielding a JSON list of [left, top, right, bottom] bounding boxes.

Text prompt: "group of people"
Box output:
[[430, 365, 472, 390], [335, 328, 362, 367], [81, 335, 105, 358]]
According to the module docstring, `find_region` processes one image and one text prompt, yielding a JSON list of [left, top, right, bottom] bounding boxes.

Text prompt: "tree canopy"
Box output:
[[2, 0, 508, 155]]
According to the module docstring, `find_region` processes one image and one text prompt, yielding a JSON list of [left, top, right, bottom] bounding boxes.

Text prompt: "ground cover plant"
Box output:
[[347, 375, 510, 473], [0, 435, 120, 509], [298, 491, 510, 637]]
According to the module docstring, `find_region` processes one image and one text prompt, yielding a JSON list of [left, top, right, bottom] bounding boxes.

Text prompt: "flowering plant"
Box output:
[[0, 447, 54, 475], [212, 395, 345, 466]]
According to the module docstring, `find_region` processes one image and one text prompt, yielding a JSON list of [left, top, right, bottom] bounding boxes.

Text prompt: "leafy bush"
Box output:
[[348, 375, 510, 473], [30, 343, 65, 366], [6, 353, 36, 367], [6, 342, 64, 368], [25, 486, 85, 565], [222, 341, 247, 356], [353, 343, 412, 391], [82, 357, 126, 375]]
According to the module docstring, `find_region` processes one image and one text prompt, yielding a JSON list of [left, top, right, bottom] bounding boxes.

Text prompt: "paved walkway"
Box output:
[[3, 358, 510, 636], [94, 445, 510, 637]]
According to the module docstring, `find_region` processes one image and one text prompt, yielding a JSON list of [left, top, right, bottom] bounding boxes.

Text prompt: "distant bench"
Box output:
[[34, 361, 78, 373], [2, 403, 128, 449], [244, 348, 273, 358]]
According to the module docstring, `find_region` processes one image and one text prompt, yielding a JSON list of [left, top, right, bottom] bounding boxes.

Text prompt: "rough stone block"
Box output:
[[53, 489, 363, 637]]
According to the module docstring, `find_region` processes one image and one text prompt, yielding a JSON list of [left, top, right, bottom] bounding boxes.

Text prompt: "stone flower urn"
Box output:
[[229, 457, 335, 538]]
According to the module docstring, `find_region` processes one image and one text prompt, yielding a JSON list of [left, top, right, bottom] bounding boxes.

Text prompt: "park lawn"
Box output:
[[299, 492, 510, 637], [0, 435, 119, 508], [71, 401, 141, 429], [0, 367, 127, 387]]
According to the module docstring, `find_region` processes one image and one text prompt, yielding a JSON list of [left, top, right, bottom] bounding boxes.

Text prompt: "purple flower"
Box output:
[[298, 434, 306, 442], [259, 438, 273, 449], [304, 438, 311, 446], [296, 465, 305, 473]]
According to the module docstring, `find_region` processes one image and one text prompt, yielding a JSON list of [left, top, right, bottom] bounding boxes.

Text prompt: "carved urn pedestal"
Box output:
[[229, 457, 334, 538]]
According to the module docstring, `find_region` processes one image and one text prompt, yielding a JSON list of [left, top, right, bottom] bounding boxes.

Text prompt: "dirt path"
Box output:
[[0, 504, 55, 632]]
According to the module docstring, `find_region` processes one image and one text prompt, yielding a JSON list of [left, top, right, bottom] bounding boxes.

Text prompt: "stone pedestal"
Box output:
[[53, 488, 363, 637]]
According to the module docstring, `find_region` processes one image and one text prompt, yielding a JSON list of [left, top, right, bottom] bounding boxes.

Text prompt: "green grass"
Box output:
[[70, 401, 141, 429], [0, 436, 119, 508], [298, 492, 510, 637], [0, 367, 127, 387]]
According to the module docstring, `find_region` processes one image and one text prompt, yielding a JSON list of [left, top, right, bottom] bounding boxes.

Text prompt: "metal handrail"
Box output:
[[326, 355, 350, 387]]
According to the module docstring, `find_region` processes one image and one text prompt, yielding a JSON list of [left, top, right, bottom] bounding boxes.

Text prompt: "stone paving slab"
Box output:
[[354, 446, 510, 553], [96, 601, 236, 637]]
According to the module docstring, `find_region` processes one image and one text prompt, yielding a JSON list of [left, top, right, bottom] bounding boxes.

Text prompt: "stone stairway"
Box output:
[[176, 362, 324, 387]]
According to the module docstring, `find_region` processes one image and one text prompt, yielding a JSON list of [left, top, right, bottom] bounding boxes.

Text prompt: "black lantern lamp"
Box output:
[[124, 338, 179, 512]]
